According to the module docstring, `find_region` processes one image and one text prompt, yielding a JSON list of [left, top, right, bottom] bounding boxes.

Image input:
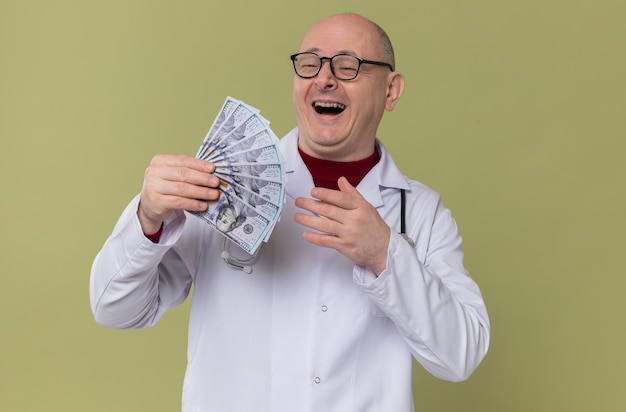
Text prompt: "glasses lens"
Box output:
[[331, 55, 360, 80], [294, 53, 321, 77]]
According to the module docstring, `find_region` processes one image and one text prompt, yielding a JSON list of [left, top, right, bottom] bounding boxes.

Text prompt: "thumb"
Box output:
[[337, 176, 362, 198]]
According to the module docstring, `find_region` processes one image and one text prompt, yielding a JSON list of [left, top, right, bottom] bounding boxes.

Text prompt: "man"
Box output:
[[90, 12, 490, 412]]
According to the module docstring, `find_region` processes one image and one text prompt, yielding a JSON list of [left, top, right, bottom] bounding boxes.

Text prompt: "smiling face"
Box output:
[[292, 13, 404, 161]]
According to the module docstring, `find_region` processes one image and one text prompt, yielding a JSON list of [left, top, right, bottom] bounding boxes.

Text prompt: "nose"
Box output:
[[314, 59, 338, 90]]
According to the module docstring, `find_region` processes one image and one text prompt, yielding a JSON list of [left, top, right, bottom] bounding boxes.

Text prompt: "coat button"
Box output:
[[321, 305, 328, 312], [314, 377, 321, 384]]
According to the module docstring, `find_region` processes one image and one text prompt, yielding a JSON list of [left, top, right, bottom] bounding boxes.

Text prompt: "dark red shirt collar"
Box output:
[[298, 146, 380, 190]]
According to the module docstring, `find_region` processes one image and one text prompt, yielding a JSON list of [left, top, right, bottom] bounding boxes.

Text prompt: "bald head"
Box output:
[[299, 13, 396, 70]]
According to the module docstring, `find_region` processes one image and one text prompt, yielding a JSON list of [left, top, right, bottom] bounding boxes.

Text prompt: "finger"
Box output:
[[309, 188, 354, 211], [146, 167, 210, 187], [151, 154, 216, 173], [157, 193, 216, 212], [165, 180, 221, 201], [147, 164, 220, 189], [301, 230, 343, 249], [294, 210, 340, 236], [295, 196, 352, 228], [309, 177, 362, 210], [336, 176, 361, 196], [144, 175, 221, 203]]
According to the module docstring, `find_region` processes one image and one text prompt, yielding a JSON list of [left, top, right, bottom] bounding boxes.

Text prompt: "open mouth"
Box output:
[[313, 101, 345, 115]]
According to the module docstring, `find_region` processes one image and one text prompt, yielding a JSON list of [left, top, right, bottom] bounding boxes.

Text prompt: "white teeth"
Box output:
[[314, 101, 345, 110]]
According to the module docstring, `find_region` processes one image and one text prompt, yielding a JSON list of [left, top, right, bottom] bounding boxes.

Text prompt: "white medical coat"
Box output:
[[90, 128, 490, 412]]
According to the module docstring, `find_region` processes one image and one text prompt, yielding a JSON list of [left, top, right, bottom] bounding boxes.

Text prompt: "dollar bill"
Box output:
[[189, 97, 286, 254]]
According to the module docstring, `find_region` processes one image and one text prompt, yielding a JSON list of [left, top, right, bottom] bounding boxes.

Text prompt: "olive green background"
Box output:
[[1, 0, 624, 411]]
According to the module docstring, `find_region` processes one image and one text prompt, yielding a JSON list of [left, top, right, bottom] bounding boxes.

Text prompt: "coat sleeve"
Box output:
[[89, 195, 193, 329], [354, 194, 490, 382]]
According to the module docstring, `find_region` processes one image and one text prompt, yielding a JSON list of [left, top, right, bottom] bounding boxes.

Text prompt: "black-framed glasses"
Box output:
[[290, 52, 393, 80]]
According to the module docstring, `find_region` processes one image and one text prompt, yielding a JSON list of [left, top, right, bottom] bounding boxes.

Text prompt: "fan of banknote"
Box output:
[[190, 97, 286, 255]]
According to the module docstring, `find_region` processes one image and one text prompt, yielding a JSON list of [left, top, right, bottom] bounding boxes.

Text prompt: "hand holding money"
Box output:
[[189, 97, 287, 254], [138, 154, 221, 234]]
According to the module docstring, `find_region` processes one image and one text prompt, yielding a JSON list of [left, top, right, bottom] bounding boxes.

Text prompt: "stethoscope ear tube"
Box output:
[[399, 189, 415, 247]]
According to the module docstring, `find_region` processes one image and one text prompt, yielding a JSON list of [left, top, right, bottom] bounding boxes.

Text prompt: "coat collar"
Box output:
[[280, 127, 409, 208]]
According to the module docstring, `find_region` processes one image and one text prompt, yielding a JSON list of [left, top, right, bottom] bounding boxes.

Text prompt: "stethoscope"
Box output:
[[221, 236, 259, 274], [221, 188, 413, 273]]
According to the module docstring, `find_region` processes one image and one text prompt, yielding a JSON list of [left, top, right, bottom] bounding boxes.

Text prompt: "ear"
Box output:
[[385, 71, 405, 112]]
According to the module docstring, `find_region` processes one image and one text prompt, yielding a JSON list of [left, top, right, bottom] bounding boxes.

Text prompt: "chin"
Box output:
[[310, 122, 348, 140], [310, 132, 347, 149]]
